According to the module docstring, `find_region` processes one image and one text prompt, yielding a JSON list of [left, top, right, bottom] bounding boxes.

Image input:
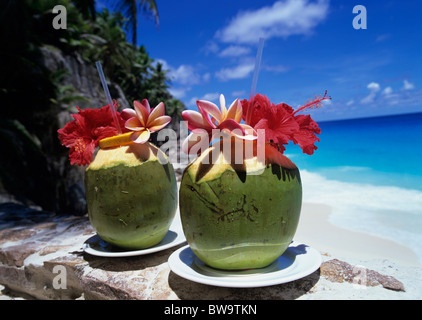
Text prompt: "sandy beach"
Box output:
[[294, 201, 422, 299], [295, 202, 421, 268]]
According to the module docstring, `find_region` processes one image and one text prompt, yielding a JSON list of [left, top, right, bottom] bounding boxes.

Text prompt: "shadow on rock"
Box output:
[[83, 243, 186, 273], [168, 269, 320, 300]]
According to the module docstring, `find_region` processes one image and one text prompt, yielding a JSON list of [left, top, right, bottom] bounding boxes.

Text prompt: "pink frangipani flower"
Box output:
[[121, 99, 171, 144], [182, 94, 257, 153]]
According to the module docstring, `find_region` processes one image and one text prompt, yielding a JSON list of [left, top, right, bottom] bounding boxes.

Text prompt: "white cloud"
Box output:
[[263, 64, 289, 73], [216, 0, 330, 44], [349, 80, 421, 112], [231, 90, 247, 98], [219, 45, 251, 57], [154, 58, 170, 70], [403, 79, 415, 90], [154, 59, 201, 86], [201, 92, 220, 101], [367, 82, 380, 91], [202, 40, 219, 55], [382, 86, 393, 96], [171, 65, 201, 86], [188, 92, 221, 107], [168, 87, 188, 99], [215, 62, 255, 81], [361, 82, 380, 104], [375, 34, 390, 42], [154, 59, 209, 99], [202, 73, 211, 82], [187, 97, 197, 108], [381, 86, 403, 105]]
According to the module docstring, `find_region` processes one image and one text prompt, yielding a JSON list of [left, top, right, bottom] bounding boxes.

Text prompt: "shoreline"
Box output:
[[295, 202, 421, 268]]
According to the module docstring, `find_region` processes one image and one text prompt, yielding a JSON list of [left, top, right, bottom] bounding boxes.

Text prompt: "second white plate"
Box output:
[[83, 214, 186, 257], [168, 241, 321, 288]]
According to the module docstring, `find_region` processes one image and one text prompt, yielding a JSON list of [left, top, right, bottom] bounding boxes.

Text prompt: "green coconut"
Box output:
[[85, 142, 177, 249], [179, 141, 302, 270]]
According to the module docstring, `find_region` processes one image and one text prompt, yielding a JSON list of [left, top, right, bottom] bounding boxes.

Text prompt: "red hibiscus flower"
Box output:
[[241, 91, 330, 156], [291, 114, 321, 155], [58, 103, 128, 166], [289, 91, 329, 155], [242, 94, 299, 154]]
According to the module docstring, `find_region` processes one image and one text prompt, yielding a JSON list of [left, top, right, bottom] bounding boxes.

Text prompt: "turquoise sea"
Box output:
[[286, 112, 422, 264], [288, 112, 422, 191]]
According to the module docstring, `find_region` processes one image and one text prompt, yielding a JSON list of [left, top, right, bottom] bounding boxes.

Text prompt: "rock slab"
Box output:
[[0, 202, 411, 300], [320, 259, 405, 291]]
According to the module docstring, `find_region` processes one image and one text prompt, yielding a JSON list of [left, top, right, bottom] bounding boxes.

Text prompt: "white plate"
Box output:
[[83, 214, 186, 257], [168, 241, 321, 288]]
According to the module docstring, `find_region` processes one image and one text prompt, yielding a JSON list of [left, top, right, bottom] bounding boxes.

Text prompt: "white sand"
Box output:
[[295, 202, 421, 267], [295, 202, 422, 299], [299, 170, 422, 266]]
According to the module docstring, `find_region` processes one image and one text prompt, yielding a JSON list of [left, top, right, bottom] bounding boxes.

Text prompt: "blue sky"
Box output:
[[100, 0, 422, 121]]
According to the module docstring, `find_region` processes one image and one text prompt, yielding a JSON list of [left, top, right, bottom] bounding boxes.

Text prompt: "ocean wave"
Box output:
[[329, 166, 371, 172], [304, 165, 422, 192], [300, 170, 422, 263]]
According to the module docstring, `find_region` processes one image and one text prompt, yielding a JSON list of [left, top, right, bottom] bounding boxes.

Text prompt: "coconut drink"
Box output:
[[85, 140, 177, 249], [180, 140, 302, 269], [58, 98, 177, 249], [180, 93, 330, 270]]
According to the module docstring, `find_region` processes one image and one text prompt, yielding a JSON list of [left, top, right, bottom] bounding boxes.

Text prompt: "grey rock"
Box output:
[[320, 259, 405, 292]]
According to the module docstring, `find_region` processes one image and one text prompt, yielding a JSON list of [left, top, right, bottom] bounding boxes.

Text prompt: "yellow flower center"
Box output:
[[74, 139, 86, 152]]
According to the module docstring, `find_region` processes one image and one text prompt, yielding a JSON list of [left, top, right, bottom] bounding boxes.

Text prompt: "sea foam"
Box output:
[[300, 170, 422, 264]]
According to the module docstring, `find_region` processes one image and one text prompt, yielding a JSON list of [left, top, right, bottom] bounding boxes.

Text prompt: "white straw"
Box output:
[[246, 38, 265, 125], [249, 37, 265, 101], [95, 61, 122, 134]]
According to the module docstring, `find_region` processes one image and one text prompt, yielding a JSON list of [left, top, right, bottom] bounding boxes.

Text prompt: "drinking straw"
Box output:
[[249, 38, 265, 100], [95, 61, 122, 134], [247, 37, 265, 125]]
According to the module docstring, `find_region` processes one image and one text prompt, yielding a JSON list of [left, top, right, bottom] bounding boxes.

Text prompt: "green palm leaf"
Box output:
[[106, 0, 159, 45]]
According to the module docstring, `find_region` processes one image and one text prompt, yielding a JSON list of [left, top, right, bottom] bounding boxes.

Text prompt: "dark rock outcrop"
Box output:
[[40, 45, 130, 215], [1, 46, 130, 215]]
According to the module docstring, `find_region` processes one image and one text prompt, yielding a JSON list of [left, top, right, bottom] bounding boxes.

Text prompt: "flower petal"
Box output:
[[120, 108, 136, 120], [290, 115, 321, 155], [125, 117, 144, 131], [131, 129, 150, 144], [197, 100, 221, 127], [218, 119, 246, 137], [69, 139, 95, 166], [148, 115, 172, 132], [181, 110, 213, 131], [219, 94, 227, 118], [133, 100, 149, 127], [141, 99, 151, 113], [226, 98, 242, 123], [93, 126, 121, 144], [147, 102, 165, 127]]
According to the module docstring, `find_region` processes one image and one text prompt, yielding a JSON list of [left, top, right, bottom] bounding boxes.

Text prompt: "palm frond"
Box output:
[[105, 0, 159, 45]]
